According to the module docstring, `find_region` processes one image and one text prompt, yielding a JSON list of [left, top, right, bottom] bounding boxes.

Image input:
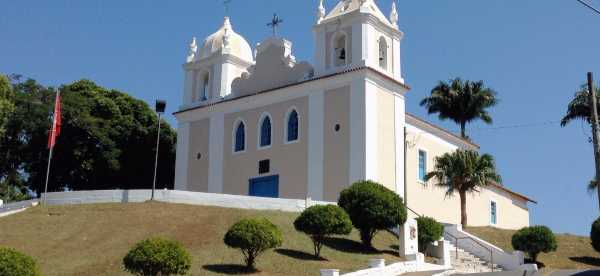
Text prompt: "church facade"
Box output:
[[173, 0, 534, 229]]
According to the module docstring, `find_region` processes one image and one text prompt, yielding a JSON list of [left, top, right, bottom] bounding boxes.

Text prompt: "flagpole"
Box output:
[[43, 89, 60, 206]]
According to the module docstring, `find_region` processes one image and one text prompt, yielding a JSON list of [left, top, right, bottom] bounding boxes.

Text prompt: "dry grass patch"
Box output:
[[465, 227, 600, 269], [0, 202, 404, 275]]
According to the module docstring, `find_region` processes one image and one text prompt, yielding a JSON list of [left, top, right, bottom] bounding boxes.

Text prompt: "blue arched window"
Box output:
[[260, 116, 272, 147], [287, 110, 299, 142], [234, 121, 245, 152]]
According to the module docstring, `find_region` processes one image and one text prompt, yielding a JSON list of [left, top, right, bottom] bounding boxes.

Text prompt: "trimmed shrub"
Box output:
[[511, 226, 557, 263], [416, 216, 444, 253], [591, 217, 600, 252], [224, 217, 283, 269], [0, 247, 41, 276], [338, 180, 407, 248], [294, 205, 353, 258], [123, 237, 192, 276]]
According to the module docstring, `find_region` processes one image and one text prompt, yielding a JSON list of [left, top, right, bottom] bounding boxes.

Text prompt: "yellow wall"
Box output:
[[405, 127, 530, 229], [323, 86, 351, 201], [376, 89, 397, 192], [187, 119, 210, 192], [222, 97, 309, 199]]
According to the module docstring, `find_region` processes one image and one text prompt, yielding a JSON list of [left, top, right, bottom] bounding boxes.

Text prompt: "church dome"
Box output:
[[199, 17, 254, 63]]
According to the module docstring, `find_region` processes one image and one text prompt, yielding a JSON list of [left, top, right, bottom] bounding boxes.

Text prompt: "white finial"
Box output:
[[390, 1, 399, 28], [223, 16, 232, 30], [317, 0, 326, 23], [222, 17, 232, 49], [187, 37, 197, 62]]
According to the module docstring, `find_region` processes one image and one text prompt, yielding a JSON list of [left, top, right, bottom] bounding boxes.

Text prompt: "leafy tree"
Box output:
[[338, 181, 407, 248], [561, 84, 600, 127], [591, 217, 600, 252], [0, 74, 15, 138], [416, 216, 444, 253], [511, 226, 557, 263], [425, 150, 501, 228], [294, 205, 352, 258], [224, 218, 283, 269], [0, 78, 176, 195], [420, 78, 498, 139], [123, 238, 192, 276], [0, 247, 41, 276]]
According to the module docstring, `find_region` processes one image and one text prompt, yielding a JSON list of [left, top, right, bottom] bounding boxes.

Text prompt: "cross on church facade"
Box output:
[[223, 0, 232, 14], [267, 13, 283, 37]]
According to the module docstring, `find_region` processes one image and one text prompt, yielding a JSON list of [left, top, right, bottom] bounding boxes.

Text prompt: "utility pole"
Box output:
[[587, 72, 600, 210]]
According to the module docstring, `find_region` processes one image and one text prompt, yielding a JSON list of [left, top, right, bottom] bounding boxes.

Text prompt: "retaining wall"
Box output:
[[42, 190, 333, 212]]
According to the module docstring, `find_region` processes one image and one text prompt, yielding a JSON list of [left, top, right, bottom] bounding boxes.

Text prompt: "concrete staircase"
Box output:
[[446, 242, 503, 274]]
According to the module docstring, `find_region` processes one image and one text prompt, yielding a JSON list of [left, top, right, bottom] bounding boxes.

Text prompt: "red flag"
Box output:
[[47, 92, 61, 149]]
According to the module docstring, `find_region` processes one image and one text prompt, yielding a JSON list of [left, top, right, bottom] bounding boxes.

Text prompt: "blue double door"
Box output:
[[249, 175, 279, 198]]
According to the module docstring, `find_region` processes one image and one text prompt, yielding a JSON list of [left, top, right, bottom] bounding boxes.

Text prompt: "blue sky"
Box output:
[[1, 0, 600, 235]]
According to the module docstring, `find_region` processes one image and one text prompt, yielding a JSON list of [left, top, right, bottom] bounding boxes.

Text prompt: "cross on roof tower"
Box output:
[[267, 13, 283, 37]]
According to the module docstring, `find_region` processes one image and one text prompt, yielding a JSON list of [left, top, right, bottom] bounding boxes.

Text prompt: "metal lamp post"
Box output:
[[152, 100, 166, 201]]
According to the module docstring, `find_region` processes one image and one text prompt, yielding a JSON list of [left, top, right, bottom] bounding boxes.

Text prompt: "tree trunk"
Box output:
[[460, 121, 466, 139], [459, 190, 467, 228]]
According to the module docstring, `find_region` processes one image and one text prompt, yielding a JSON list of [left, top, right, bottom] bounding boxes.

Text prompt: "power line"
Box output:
[[452, 120, 561, 133], [577, 0, 600, 15]]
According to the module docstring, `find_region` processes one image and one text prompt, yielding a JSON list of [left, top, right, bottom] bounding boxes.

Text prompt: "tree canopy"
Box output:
[[420, 78, 498, 139], [561, 84, 600, 127], [0, 75, 176, 200]]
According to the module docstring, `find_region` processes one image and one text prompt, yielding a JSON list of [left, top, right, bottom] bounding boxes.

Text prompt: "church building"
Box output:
[[173, 0, 535, 229]]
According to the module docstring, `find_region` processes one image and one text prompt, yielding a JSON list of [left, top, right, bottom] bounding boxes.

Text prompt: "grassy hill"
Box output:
[[0, 202, 403, 276], [465, 227, 600, 270]]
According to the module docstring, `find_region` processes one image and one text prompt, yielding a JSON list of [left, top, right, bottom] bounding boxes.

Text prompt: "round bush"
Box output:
[[511, 225, 557, 263], [338, 180, 407, 248], [0, 247, 41, 276], [591, 217, 600, 252], [123, 237, 192, 276], [224, 217, 283, 269], [416, 216, 444, 253], [294, 205, 352, 257]]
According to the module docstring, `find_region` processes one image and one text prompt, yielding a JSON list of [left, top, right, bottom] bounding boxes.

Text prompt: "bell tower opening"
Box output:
[[333, 32, 348, 67]]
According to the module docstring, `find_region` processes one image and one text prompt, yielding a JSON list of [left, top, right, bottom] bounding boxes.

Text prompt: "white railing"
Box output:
[[321, 257, 450, 276], [443, 224, 526, 270], [42, 190, 333, 213]]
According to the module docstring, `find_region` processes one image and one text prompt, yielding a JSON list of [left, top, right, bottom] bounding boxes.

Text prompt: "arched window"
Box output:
[[333, 33, 347, 67], [259, 115, 272, 148], [234, 121, 245, 153], [286, 109, 299, 142], [378, 37, 388, 69], [201, 72, 210, 101]]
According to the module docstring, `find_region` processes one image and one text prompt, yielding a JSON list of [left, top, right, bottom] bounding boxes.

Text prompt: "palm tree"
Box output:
[[561, 84, 600, 127], [425, 150, 502, 228], [420, 78, 498, 139]]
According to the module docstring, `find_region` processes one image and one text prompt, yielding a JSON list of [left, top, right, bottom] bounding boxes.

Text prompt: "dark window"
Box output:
[[260, 116, 272, 147], [259, 159, 270, 174], [235, 122, 245, 152], [287, 110, 299, 142], [335, 124, 341, 132]]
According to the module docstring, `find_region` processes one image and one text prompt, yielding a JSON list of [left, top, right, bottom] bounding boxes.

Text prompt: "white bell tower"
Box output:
[[182, 17, 255, 109], [313, 0, 404, 83]]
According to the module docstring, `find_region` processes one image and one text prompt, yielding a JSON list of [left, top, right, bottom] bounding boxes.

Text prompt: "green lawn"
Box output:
[[0, 202, 404, 275], [465, 227, 600, 270]]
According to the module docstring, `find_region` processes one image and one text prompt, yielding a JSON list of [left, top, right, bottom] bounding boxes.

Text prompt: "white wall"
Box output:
[[42, 190, 333, 213]]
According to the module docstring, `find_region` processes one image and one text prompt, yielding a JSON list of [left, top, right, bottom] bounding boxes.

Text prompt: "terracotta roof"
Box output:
[[489, 181, 537, 204]]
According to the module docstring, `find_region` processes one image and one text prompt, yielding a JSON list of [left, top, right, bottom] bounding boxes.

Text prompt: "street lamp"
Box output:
[[152, 100, 166, 201]]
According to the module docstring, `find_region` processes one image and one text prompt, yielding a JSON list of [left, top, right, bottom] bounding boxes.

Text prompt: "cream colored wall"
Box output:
[[323, 86, 351, 201], [187, 119, 210, 192], [376, 89, 397, 192], [222, 97, 309, 199], [405, 126, 530, 230]]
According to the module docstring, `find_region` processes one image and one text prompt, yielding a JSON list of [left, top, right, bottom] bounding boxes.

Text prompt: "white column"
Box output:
[[392, 37, 404, 83], [350, 79, 366, 183], [308, 91, 325, 200], [183, 70, 195, 106], [174, 122, 191, 191], [313, 29, 327, 76], [208, 113, 225, 193], [394, 94, 406, 198], [364, 81, 378, 181]]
